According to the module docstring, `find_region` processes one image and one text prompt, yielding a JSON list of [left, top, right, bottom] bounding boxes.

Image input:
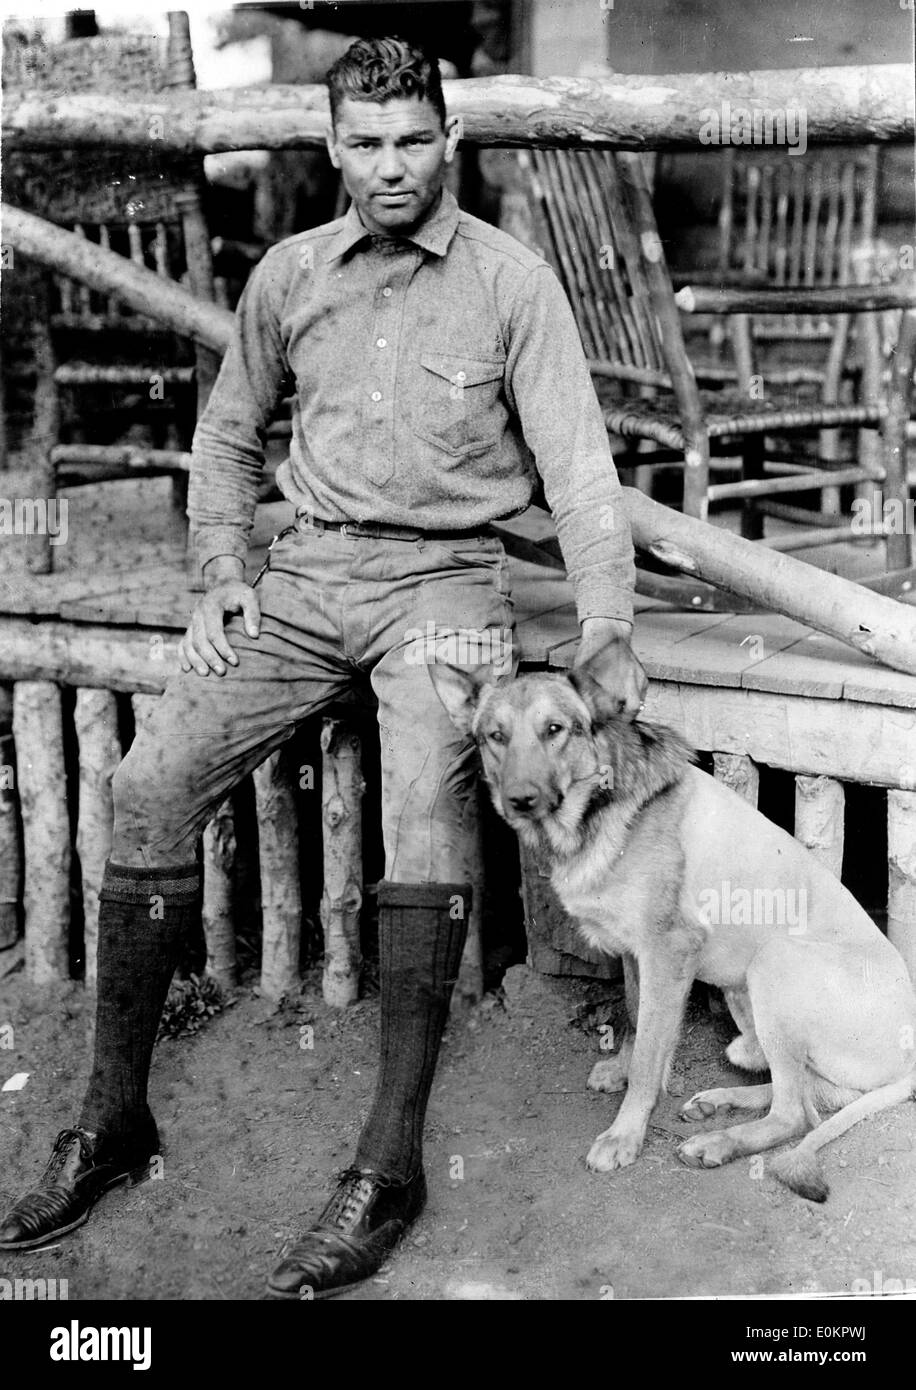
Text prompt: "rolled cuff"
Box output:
[[193, 527, 251, 573], [573, 584, 635, 628]]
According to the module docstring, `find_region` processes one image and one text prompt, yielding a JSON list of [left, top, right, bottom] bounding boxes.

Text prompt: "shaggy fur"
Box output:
[[430, 640, 916, 1200]]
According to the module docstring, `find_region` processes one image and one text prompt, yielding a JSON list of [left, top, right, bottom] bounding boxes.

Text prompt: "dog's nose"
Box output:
[[506, 784, 542, 814]]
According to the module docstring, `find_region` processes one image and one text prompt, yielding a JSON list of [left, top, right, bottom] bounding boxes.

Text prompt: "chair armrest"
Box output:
[[675, 283, 916, 316]]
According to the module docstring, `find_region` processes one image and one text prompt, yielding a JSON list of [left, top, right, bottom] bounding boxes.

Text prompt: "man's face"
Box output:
[[326, 96, 461, 237]]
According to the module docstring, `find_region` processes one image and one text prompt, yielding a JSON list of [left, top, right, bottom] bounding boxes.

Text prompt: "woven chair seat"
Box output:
[[598, 384, 883, 452]]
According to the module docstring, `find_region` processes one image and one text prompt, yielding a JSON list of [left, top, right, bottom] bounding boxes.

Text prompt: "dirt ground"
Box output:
[[2, 959, 915, 1303]]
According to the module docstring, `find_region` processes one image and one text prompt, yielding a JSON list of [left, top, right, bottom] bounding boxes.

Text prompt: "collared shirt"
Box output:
[[188, 188, 635, 622]]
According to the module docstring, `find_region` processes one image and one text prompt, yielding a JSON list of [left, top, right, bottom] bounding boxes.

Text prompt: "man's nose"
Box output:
[[378, 146, 406, 180], [505, 783, 543, 815]]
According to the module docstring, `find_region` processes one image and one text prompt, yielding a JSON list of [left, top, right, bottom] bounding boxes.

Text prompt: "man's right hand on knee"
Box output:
[[178, 556, 261, 678]]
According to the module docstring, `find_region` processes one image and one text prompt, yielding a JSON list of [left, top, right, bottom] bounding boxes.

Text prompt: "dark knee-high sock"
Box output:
[[78, 860, 201, 1135], [354, 880, 471, 1183]]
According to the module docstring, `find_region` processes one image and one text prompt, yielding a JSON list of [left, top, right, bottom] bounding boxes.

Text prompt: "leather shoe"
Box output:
[[0, 1114, 160, 1251], [266, 1166, 427, 1300]]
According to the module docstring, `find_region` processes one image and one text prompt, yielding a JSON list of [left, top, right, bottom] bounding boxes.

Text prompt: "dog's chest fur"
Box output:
[[549, 778, 694, 960]]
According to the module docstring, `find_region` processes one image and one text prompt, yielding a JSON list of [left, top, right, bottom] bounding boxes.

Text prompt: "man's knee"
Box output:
[[110, 739, 204, 865]]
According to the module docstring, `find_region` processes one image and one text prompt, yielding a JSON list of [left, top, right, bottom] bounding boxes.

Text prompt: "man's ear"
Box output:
[[568, 638, 648, 725], [443, 114, 462, 164], [428, 661, 499, 735]]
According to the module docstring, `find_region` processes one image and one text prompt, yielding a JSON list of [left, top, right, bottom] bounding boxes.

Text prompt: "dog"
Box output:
[[429, 638, 916, 1200]]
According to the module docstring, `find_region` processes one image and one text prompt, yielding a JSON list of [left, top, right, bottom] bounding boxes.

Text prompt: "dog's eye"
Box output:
[[487, 728, 507, 745], [546, 723, 565, 737]]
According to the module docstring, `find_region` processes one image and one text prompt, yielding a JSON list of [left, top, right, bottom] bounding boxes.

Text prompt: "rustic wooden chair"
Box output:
[[518, 147, 897, 556], [4, 15, 217, 573], [709, 146, 886, 527]]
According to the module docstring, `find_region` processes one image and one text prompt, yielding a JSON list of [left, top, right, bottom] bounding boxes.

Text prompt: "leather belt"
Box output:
[[296, 513, 492, 543]]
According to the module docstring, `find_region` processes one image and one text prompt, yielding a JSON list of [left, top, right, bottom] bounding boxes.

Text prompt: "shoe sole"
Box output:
[[0, 1161, 154, 1252]]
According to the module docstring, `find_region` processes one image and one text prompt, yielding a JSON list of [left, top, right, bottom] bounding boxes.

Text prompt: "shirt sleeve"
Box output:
[[504, 263, 636, 626], [187, 253, 290, 572]]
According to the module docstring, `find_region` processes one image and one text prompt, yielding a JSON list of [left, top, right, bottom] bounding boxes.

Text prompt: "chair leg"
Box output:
[[740, 436, 765, 540], [682, 434, 711, 521]]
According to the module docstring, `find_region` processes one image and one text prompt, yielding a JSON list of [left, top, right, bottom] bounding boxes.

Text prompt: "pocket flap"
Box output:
[[420, 353, 505, 387]]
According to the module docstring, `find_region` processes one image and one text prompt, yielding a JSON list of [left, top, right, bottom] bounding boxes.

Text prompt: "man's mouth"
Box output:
[[374, 191, 413, 205]]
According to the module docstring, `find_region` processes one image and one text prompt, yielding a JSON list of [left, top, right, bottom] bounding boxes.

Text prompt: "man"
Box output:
[[0, 37, 635, 1297]]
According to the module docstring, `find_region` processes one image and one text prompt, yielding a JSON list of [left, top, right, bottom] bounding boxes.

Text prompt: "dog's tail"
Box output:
[[770, 1073, 916, 1203]]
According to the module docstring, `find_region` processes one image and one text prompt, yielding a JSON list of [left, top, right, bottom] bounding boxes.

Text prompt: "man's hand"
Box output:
[[574, 617, 633, 667], [178, 556, 261, 677]]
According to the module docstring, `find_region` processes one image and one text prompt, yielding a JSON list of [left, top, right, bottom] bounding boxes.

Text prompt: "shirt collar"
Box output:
[[324, 187, 460, 263]]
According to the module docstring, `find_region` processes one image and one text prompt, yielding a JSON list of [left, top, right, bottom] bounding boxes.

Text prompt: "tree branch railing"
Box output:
[[3, 65, 913, 153]]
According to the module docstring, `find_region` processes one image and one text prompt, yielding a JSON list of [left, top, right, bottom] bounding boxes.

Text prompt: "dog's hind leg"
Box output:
[[588, 1031, 634, 1094], [680, 1083, 773, 1121], [623, 953, 640, 1030], [587, 955, 640, 1093], [586, 948, 694, 1173], [723, 988, 769, 1072], [678, 1051, 810, 1170]]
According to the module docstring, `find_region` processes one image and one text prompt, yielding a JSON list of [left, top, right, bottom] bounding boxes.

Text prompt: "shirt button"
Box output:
[[456, 371, 467, 382], [371, 391, 382, 402], [382, 287, 393, 297], [376, 337, 387, 348]]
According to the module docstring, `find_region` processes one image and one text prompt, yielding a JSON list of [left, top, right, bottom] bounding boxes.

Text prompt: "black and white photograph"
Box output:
[[1, 0, 915, 1339]]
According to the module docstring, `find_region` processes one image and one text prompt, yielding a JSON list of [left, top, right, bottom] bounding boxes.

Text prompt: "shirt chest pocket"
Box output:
[[412, 352, 505, 457]]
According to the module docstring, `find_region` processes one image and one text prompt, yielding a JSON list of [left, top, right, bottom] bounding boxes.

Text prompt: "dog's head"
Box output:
[[429, 639, 648, 855]]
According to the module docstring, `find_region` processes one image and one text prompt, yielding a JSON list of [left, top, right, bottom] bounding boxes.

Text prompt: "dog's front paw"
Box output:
[[586, 1126, 643, 1172], [587, 1057, 629, 1094], [677, 1131, 736, 1169]]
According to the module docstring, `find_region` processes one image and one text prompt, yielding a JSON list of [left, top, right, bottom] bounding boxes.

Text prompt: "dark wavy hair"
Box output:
[[326, 36, 446, 128]]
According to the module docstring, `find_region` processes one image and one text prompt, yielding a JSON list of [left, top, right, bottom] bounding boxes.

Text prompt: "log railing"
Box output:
[[4, 65, 912, 152], [0, 663, 403, 1003], [5, 630, 916, 996]]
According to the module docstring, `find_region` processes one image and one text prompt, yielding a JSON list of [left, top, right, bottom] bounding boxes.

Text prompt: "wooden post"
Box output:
[[74, 688, 120, 985], [0, 685, 22, 949], [887, 790, 916, 985], [13, 681, 70, 982], [794, 775, 845, 879], [202, 797, 237, 989], [319, 718, 364, 1007], [713, 752, 759, 805], [254, 748, 301, 1000]]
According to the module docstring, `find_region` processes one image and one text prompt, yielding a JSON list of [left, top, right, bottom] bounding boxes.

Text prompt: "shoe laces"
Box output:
[[324, 1167, 391, 1231], [44, 1128, 94, 1184]]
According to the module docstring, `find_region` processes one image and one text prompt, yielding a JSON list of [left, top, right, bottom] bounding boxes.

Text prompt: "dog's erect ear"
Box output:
[[428, 662, 503, 735], [568, 638, 648, 724]]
